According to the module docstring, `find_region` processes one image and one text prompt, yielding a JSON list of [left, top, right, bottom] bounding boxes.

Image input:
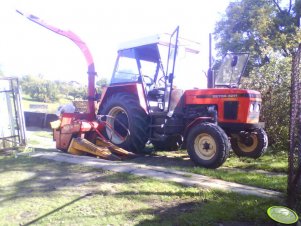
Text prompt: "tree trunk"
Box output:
[[287, 43, 301, 208]]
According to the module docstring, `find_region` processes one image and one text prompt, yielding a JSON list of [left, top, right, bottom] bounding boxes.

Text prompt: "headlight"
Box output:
[[250, 103, 261, 113], [249, 103, 255, 112]]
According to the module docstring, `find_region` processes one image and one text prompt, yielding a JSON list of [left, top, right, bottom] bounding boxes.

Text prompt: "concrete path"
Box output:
[[27, 150, 284, 200]]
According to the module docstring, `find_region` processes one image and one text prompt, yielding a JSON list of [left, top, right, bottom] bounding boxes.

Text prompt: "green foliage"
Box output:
[[214, 0, 275, 63], [20, 75, 59, 102], [214, 0, 301, 150], [68, 85, 87, 100], [96, 77, 108, 88], [95, 77, 108, 98], [241, 54, 291, 149], [214, 0, 301, 59], [20, 75, 88, 102]]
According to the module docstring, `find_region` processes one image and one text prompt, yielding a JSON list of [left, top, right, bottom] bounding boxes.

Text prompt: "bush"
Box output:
[[241, 55, 291, 150]]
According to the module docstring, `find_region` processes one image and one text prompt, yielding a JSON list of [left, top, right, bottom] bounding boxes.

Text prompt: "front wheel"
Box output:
[[230, 128, 268, 158], [187, 123, 230, 169]]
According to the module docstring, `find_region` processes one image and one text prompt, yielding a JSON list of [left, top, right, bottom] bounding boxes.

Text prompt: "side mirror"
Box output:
[[231, 55, 238, 67]]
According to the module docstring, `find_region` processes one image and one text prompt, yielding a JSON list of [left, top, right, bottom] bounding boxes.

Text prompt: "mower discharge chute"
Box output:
[[17, 10, 136, 160]]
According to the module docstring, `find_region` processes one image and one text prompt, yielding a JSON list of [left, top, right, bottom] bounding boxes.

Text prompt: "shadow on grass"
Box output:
[[22, 193, 93, 226], [0, 154, 107, 205], [129, 150, 195, 169]]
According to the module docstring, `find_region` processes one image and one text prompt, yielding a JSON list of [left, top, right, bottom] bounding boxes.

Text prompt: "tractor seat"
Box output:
[[147, 88, 164, 100]]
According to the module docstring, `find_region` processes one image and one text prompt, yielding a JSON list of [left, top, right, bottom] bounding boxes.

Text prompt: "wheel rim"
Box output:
[[236, 133, 258, 153], [106, 106, 129, 144], [194, 133, 217, 160]]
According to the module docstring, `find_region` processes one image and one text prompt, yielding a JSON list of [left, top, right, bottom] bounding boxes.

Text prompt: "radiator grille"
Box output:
[[224, 101, 238, 120]]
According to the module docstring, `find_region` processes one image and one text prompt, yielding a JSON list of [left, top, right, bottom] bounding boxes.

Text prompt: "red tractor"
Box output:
[[19, 10, 267, 168], [98, 27, 268, 168]]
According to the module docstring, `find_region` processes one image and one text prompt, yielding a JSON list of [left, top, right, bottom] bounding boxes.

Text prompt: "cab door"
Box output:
[[164, 26, 179, 112]]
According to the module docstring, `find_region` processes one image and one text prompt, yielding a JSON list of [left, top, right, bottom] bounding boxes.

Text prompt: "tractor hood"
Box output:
[[184, 88, 262, 105]]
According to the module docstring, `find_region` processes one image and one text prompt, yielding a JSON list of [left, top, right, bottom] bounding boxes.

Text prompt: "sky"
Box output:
[[0, 0, 230, 88]]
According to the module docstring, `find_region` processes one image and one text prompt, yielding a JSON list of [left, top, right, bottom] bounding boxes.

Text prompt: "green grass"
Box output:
[[0, 155, 283, 226], [155, 148, 288, 173], [30, 130, 53, 139], [145, 149, 288, 193], [24, 128, 288, 193], [24, 128, 289, 193], [187, 166, 287, 192], [224, 149, 288, 173]]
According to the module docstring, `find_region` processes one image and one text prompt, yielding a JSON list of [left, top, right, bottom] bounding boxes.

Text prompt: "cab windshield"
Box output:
[[110, 43, 166, 87], [215, 52, 249, 88]]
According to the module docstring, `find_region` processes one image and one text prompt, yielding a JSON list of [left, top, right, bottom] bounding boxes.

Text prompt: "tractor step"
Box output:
[[68, 137, 137, 160]]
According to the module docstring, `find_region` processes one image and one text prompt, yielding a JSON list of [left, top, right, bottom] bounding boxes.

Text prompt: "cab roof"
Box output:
[[118, 33, 200, 54]]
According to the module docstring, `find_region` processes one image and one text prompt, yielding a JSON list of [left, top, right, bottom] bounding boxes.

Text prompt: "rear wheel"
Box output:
[[187, 123, 230, 169], [230, 128, 268, 158], [98, 93, 149, 153]]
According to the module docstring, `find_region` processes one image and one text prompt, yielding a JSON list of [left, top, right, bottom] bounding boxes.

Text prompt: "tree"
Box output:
[[68, 85, 87, 100], [95, 77, 108, 96], [214, 0, 301, 208], [96, 78, 108, 88], [214, 0, 301, 62], [20, 75, 60, 102]]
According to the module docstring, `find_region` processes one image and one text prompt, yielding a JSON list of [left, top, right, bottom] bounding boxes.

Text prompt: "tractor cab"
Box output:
[[110, 36, 168, 112], [109, 27, 200, 114]]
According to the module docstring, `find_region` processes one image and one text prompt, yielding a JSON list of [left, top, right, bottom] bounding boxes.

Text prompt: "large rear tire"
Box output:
[[187, 123, 230, 169], [98, 93, 149, 153], [230, 128, 268, 158]]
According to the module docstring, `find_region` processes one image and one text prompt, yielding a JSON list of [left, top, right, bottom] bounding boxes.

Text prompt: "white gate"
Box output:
[[0, 77, 26, 150]]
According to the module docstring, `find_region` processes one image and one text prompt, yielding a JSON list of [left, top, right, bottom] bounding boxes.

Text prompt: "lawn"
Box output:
[[130, 149, 288, 193], [26, 128, 288, 193], [0, 154, 283, 226], [0, 128, 295, 225]]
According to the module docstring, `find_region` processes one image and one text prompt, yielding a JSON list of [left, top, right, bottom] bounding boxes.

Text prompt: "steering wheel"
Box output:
[[158, 75, 166, 87], [142, 75, 154, 86]]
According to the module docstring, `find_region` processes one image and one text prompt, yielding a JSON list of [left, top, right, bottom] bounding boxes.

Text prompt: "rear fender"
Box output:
[[99, 83, 148, 113]]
